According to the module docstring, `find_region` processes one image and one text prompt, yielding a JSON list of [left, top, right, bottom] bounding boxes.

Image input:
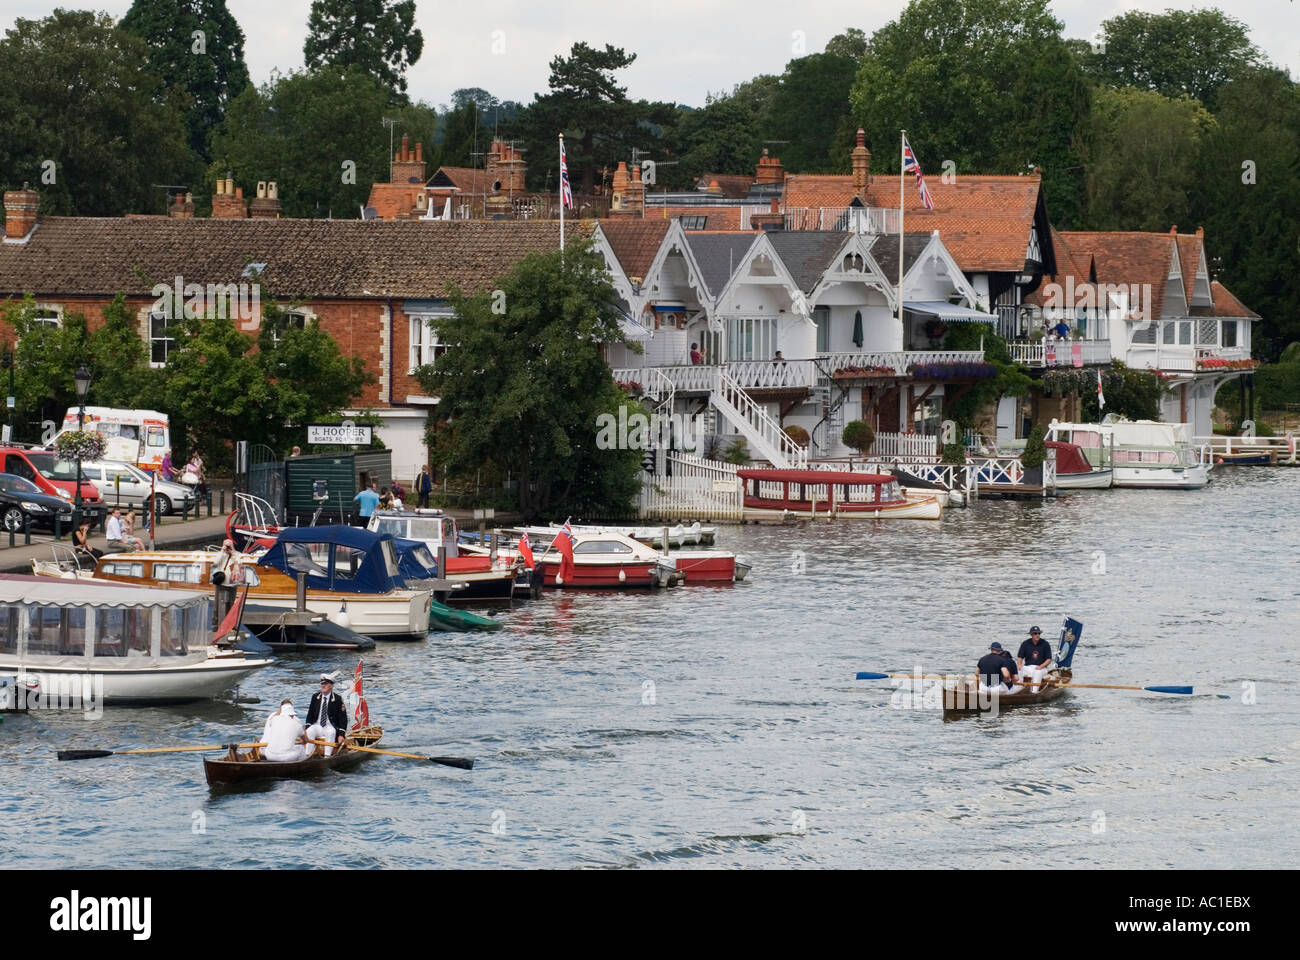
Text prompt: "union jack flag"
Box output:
[[902, 134, 934, 210], [559, 136, 574, 210]]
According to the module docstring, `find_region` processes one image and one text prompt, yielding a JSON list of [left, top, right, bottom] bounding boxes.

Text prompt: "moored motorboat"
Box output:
[[368, 510, 516, 601], [738, 469, 943, 520], [1047, 440, 1114, 489]]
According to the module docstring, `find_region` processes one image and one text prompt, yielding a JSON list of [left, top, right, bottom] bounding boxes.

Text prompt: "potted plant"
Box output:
[[841, 420, 875, 456], [1020, 423, 1047, 486], [55, 430, 107, 463], [783, 425, 810, 447], [940, 441, 966, 465]]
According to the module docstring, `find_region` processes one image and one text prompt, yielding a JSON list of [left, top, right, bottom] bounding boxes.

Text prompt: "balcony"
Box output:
[[612, 360, 817, 394], [1008, 338, 1111, 367], [819, 350, 985, 377], [734, 205, 902, 234]]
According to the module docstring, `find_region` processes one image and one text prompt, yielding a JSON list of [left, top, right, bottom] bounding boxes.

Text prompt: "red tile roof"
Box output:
[[1210, 280, 1259, 319], [694, 174, 754, 200], [1056, 232, 1183, 321], [653, 206, 746, 230], [428, 166, 492, 196], [598, 219, 671, 281]]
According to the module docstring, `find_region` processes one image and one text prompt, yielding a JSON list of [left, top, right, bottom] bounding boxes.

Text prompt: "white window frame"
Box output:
[[30, 303, 63, 330], [272, 309, 312, 344], [409, 314, 450, 372], [149, 310, 177, 368]]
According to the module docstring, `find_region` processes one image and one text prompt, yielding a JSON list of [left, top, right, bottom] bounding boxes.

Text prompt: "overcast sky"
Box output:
[[3, 0, 1296, 110]]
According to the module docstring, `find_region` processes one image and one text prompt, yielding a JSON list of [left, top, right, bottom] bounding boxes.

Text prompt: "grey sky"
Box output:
[[3, 1, 1295, 110]]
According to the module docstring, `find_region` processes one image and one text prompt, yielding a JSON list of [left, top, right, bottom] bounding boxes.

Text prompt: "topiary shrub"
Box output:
[[722, 437, 750, 464], [1020, 423, 1047, 470], [940, 441, 966, 464], [783, 425, 809, 447], [841, 420, 875, 455]]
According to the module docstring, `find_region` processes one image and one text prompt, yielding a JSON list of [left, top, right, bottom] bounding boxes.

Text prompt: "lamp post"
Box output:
[[73, 364, 91, 532]]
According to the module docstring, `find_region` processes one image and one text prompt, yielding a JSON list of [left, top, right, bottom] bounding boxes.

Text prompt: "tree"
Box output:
[[86, 294, 158, 410], [1075, 8, 1261, 112], [414, 241, 642, 518], [2, 297, 91, 435], [0, 10, 197, 216], [825, 28, 868, 59], [1188, 69, 1300, 358], [849, 0, 1091, 225], [303, 0, 423, 101], [119, 0, 251, 160], [766, 53, 859, 173], [670, 98, 765, 184], [1082, 88, 1216, 231], [841, 420, 875, 454], [208, 67, 394, 218]]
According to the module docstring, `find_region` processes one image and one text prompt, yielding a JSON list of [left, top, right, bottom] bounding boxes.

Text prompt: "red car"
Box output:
[[0, 446, 105, 529]]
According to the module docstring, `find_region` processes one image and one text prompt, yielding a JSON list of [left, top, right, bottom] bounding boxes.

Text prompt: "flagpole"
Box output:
[[558, 133, 565, 252], [898, 130, 905, 328]]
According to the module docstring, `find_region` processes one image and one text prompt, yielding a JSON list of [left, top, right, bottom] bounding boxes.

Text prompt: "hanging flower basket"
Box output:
[[907, 362, 997, 380], [832, 364, 896, 380], [55, 430, 107, 462]]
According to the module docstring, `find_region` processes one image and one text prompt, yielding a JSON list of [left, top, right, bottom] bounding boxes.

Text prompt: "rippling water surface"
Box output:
[[3, 468, 1298, 868]]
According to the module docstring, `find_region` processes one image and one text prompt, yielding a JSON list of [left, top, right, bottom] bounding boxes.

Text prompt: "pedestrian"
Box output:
[[72, 520, 103, 562], [689, 342, 704, 365], [290, 446, 302, 457], [416, 465, 434, 509], [104, 508, 132, 553], [122, 510, 146, 551], [184, 451, 206, 500], [159, 449, 174, 483], [352, 482, 380, 527]]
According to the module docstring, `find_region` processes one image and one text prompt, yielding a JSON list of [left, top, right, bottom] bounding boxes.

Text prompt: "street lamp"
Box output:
[[73, 364, 91, 532]]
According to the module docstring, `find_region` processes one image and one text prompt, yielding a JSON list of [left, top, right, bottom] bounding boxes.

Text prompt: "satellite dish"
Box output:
[[361, 206, 378, 221]]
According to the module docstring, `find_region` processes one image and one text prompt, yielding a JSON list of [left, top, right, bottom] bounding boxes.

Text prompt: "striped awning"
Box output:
[[905, 301, 998, 323]]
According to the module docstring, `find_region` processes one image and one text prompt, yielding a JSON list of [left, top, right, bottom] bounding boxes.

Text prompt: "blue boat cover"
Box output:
[[393, 538, 439, 580], [259, 525, 407, 594]]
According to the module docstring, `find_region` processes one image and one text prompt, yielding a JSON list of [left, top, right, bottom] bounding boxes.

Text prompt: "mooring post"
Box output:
[[437, 544, 447, 580]]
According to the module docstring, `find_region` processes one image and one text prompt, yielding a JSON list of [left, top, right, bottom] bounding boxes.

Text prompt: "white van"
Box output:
[[58, 407, 170, 471]]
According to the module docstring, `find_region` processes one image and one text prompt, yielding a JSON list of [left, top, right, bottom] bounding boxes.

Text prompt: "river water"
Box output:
[[2, 468, 1297, 869]]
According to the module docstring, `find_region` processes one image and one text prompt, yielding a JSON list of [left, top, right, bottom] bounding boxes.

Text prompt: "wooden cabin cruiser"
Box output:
[[367, 509, 517, 601], [497, 527, 748, 585], [738, 469, 944, 520], [0, 574, 272, 704], [1047, 419, 1209, 489]]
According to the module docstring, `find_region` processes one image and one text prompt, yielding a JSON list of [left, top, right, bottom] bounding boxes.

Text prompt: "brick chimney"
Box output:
[[625, 162, 645, 213], [169, 191, 195, 218], [486, 139, 526, 194], [851, 129, 871, 199], [392, 135, 426, 184], [755, 148, 784, 185], [610, 161, 629, 210], [249, 180, 281, 219], [3, 183, 39, 240], [212, 177, 248, 219], [750, 197, 786, 231]]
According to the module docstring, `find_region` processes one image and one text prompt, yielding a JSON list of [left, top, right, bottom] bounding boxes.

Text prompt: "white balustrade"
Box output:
[[872, 432, 938, 458], [712, 368, 808, 468], [640, 453, 742, 520], [819, 350, 985, 376]]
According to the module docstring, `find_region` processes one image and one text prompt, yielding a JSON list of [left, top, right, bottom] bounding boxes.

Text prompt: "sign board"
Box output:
[[713, 479, 739, 493], [312, 479, 329, 502], [5, 396, 13, 409], [307, 424, 372, 445]]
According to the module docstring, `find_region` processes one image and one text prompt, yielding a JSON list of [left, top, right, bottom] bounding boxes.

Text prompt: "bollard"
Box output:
[[182, 499, 189, 522], [219, 489, 225, 514], [206, 491, 212, 518], [437, 544, 447, 580], [7, 522, 13, 548], [54, 512, 62, 542], [25, 514, 32, 546]]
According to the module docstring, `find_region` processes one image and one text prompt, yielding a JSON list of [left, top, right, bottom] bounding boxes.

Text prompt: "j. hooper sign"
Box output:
[[307, 424, 372, 445]]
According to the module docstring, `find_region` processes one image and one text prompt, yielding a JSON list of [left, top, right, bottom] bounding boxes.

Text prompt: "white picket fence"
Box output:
[[872, 432, 938, 458], [640, 453, 743, 521]]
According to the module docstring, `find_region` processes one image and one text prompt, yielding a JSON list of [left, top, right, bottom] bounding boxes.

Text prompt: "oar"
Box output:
[[58, 742, 266, 761], [308, 739, 473, 770], [1051, 681, 1192, 695]]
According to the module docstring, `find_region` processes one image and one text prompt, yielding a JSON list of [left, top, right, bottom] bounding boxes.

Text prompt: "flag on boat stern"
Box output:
[[554, 520, 576, 583], [211, 589, 247, 644], [348, 659, 370, 730], [902, 134, 934, 210], [559, 136, 574, 210], [1096, 369, 1106, 410], [518, 531, 535, 568]]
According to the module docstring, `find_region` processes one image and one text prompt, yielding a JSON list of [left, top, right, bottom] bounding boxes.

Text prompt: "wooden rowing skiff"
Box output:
[[203, 726, 383, 786], [942, 670, 1072, 717]]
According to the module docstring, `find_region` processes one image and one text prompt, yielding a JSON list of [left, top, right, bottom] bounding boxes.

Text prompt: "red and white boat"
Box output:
[[738, 469, 943, 520], [492, 528, 749, 587]]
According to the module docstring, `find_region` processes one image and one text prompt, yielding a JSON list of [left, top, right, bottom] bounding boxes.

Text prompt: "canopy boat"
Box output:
[[1046, 440, 1113, 489], [203, 726, 383, 786], [737, 469, 943, 520], [1047, 419, 1209, 489], [367, 510, 517, 601], [0, 573, 272, 704]]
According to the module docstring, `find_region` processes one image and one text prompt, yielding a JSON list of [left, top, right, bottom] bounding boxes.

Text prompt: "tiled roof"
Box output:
[[865, 234, 933, 287], [1210, 281, 1260, 319], [682, 233, 758, 297], [428, 166, 492, 195], [597, 219, 670, 281], [784, 173, 1043, 272], [1175, 233, 1205, 305], [765, 231, 850, 293], [695, 174, 754, 200], [0, 217, 592, 300], [1025, 228, 1095, 306], [1057, 232, 1178, 321], [655, 206, 746, 230]]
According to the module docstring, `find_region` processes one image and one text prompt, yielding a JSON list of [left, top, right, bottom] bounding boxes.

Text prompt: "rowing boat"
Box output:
[[942, 670, 1072, 718], [203, 725, 383, 786]]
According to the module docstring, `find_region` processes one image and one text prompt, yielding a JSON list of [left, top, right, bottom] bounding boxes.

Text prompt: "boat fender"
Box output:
[[330, 603, 351, 629], [619, 569, 626, 582], [556, 574, 563, 586]]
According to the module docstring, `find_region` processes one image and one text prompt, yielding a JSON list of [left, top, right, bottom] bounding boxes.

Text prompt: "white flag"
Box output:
[[1097, 369, 1105, 410]]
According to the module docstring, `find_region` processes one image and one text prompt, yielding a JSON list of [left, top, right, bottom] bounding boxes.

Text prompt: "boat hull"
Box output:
[[1112, 465, 1209, 489], [742, 494, 943, 521], [942, 676, 1070, 717], [0, 657, 272, 704], [203, 731, 382, 786], [668, 551, 740, 583], [538, 559, 663, 589], [1055, 469, 1114, 489]]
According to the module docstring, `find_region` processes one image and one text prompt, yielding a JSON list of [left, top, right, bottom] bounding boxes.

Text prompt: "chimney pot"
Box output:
[[257, 181, 267, 199]]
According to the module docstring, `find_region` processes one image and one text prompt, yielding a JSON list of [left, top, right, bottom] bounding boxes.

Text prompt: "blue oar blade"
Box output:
[[1145, 685, 1193, 695], [856, 672, 890, 681]]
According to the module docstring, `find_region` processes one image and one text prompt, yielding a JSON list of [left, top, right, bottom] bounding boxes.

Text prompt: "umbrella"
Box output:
[[852, 311, 864, 348]]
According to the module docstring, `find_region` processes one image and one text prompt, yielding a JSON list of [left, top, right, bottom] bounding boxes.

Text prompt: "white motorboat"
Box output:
[[0, 574, 272, 704], [1047, 419, 1209, 489]]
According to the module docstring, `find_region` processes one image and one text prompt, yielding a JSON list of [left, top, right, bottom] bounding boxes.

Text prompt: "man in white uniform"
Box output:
[[261, 700, 310, 762]]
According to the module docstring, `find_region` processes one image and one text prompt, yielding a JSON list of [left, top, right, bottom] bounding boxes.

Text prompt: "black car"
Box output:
[[0, 472, 75, 533]]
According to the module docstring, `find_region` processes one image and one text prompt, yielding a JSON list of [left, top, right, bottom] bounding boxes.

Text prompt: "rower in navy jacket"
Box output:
[[305, 675, 349, 756], [1017, 625, 1053, 687], [977, 642, 1023, 694]]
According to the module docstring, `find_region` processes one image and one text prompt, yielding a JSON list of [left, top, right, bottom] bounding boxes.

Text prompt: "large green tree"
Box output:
[[1189, 69, 1300, 358], [1082, 87, 1216, 231], [766, 53, 859, 173], [208, 67, 394, 218], [414, 241, 642, 518], [0, 10, 197, 216], [119, 0, 251, 160], [303, 0, 423, 101], [1073, 8, 1261, 112], [849, 0, 1091, 225]]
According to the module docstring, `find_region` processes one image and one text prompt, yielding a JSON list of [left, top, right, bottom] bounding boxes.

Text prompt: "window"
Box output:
[[333, 545, 366, 581], [814, 307, 831, 353], [160, 609, 188, 657], [31, 307, 61, 330], [150, 311, 177, 366], [727, 317, 779, 361], [26, 606, 84, 656], [96, 607, 149, 657], [573, 540, 633, 554], [4, 455, 35, 483], [0, 606, 15, 655], [409, 316, 449, 370], [285, 542, 329, 577], [101, 561, 144, 578], [272, 310, 309, 345], [371, 518, 408, 539], [154, 563, 202, 584], [679, 216, 707, 230], [1221, 321, 1238, 348], [147, 425, 165, 449]]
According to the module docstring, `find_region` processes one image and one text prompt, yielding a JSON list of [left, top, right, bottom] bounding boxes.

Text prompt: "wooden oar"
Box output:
[[855, 672, 1192, 695], [308, 739, 473, 770], [58, 742, 266, 761]]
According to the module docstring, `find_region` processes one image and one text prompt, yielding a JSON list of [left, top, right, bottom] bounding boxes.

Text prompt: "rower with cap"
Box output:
[[305, 675, 349, 757], [261, 700, 311, 762], [1017, 625, 1054, 687], [977, 642, 1022, 694]]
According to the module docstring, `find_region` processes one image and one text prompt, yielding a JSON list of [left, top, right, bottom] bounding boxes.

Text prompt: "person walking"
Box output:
[[159, 449, 175, 483], [416, 466, 434, 509], [352, 482, 380, 527]]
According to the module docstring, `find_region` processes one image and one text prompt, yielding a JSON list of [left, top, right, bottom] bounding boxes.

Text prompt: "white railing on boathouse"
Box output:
[[640, 453, 743, 521]]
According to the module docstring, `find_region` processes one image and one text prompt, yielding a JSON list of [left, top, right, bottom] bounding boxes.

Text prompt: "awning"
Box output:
[[905, 301, 998, 323], [612, 305, 653, 341]]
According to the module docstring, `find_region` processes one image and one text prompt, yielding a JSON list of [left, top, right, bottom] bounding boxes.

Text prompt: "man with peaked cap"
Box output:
[[305, 675, 349, 757], [1017, 626, 1054, 688]]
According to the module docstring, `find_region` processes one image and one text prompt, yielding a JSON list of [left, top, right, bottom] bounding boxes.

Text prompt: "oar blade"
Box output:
[[57, 750, 115, 761], [855, 672, 890, 680], [1145, 685, 1193, 695], [430, 756, 474, 770]]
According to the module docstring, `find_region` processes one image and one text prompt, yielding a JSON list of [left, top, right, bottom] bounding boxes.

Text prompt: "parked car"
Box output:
[[0, 472, 75, 532], [78, 459, 198, 516], [0, 447, 104, 529]]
